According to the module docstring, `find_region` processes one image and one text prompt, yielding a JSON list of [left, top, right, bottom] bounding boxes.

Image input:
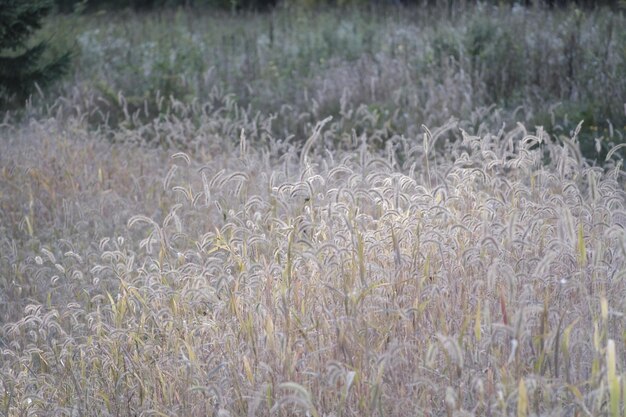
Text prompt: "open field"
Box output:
[[2, 4, 626, 417]]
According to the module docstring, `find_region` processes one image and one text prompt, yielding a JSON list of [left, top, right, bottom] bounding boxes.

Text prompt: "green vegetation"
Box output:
[[0, 0, 70, 108], [49, 0, 623, 13], [1, 3, 626, 417], [26, 4, 626, 162]]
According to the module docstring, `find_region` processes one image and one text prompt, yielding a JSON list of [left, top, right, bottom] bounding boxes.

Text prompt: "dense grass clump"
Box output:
[[2, 94, 626, 415]]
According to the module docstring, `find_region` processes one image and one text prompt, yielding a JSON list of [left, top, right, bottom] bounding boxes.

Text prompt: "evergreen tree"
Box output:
[[0, 0, 70, 108]]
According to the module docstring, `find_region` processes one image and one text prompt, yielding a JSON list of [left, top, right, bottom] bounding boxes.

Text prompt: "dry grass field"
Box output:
[[2, 4, 626, 416]]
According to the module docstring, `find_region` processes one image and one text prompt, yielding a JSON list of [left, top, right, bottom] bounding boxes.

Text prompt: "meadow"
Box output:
[[2, 3, 626, 416]]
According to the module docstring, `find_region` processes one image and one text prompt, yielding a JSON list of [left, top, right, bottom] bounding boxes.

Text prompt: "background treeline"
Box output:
[[54, 0, 621, 12]]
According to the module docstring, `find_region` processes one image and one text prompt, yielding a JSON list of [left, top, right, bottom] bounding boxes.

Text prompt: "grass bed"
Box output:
[[2, 98, 626, 415], [2, 3, 626, 416]]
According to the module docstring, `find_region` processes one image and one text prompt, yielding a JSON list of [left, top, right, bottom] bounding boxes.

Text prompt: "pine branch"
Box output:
[[0, 0, 54, 49]]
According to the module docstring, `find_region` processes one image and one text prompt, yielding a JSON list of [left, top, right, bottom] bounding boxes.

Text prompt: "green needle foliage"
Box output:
[[0, 0, 70, 108]]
